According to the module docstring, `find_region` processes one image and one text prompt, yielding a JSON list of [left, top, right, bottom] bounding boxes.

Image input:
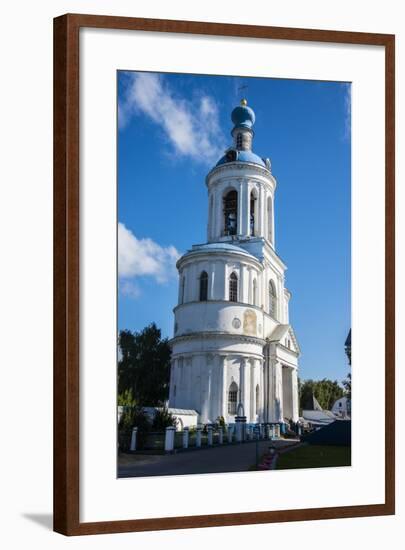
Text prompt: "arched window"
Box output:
[[252, 278, 257, 306], [180, 276, 185, 304], [228, 382, 238, 415], [199, 271, 208, 301], [250, 191, 256, 236], [255, 384, 260, 415], [223, 190, 238, 236], [229, 272, 238, 302], [269, 280, 277, 318], [236, 133, 243, 149]]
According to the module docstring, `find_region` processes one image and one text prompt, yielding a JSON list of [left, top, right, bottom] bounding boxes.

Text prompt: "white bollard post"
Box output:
[[227, 426, 233, 443], [275, 424, 281, 438], [164, 426, 175, 452], [270, 424, 275, 439], [236, 422, 243, 443], [196, 428, 202, 448], [207, 426, 213, 446], [183, 427, 189, 449], [130, 427, 138, 451], [218, 427, 223, 444], [266, 424, 271, 439]]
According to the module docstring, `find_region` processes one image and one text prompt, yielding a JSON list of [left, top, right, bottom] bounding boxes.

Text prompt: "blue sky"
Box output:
[[117, 71, 351, 384]]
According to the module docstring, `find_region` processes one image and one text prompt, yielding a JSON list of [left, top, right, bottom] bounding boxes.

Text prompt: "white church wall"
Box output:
[[174, 301, 267, 339]]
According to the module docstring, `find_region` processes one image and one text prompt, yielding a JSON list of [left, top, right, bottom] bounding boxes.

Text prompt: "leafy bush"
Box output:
[[117, 388, 136, 407], [118, 406, 151, 451], [216, 416, 226, 428], [151, 407, 177, 431]]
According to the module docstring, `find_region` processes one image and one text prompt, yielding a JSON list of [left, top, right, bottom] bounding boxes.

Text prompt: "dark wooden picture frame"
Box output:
[[54, 13, 395, 536]]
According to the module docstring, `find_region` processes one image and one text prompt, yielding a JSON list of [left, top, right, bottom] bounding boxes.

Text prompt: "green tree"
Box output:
[[118, 323, 171, 406], [299, 378, 345, 411], [343, 372, 351, 400]]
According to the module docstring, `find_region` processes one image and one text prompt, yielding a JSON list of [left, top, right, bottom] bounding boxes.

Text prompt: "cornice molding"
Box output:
[[170, 331, 266, 347], [206, 164, 276, 189]]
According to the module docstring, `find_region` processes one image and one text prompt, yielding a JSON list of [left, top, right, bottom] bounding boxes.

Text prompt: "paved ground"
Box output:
[[118, 439, 299, 478]]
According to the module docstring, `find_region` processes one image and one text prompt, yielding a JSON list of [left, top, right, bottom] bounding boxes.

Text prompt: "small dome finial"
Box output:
[[231, 101, 255, 129]]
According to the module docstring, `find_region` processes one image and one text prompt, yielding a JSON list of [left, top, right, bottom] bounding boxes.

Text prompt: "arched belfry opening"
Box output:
[[223, 189, 238, 236], [250, 190, 257, 236]]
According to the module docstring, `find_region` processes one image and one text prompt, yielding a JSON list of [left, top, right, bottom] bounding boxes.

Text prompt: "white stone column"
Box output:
[[240, 264, 246, 303], [209, 262, 215, 300], [242, 357, 250, 416], [237, 180, 243, 236], [216, 187, 223, 238], [187, 263, 195, 302], [244, 180, 251, 236], [291, 368, 299, 422], [263, 189, 268, 241], [250, 361, 255, 421], [240, 357, 249, 415], [221, 261, 227, 301], [207, 192, 213, 241], [258, 184, 264, 237], [201, 355, 210, 423], [260, 359, 265, 422], [275, 361, 284, 422], [220, 356, 227, 420], [248, 267, 253, 304]]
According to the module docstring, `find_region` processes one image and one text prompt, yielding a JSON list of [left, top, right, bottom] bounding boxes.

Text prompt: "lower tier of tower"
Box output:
[[168, 337, 299, 425]]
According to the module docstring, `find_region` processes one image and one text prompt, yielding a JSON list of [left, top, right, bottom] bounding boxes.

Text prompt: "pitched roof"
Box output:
[[268, 324, 301, 354]]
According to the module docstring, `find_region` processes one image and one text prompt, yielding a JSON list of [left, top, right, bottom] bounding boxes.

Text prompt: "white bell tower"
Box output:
[[169, 99, 300, 426], [206, 99, 276, 247]]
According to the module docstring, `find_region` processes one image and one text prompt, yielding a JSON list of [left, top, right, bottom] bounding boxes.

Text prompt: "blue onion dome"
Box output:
[[216, 150, 266, 167], [231, 98, 256, 129]]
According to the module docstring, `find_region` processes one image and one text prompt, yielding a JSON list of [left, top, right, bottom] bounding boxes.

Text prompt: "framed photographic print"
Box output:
[[53, 14, 395, 535]]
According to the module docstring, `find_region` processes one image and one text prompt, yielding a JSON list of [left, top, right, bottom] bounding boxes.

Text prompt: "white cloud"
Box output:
[[119, 72, 226, 165], [118, 223, 180, 292], [119, 280, 141, 299]]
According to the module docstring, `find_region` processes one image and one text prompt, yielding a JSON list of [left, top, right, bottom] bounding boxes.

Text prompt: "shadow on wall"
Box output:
[[22, 513, 53, 531]]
